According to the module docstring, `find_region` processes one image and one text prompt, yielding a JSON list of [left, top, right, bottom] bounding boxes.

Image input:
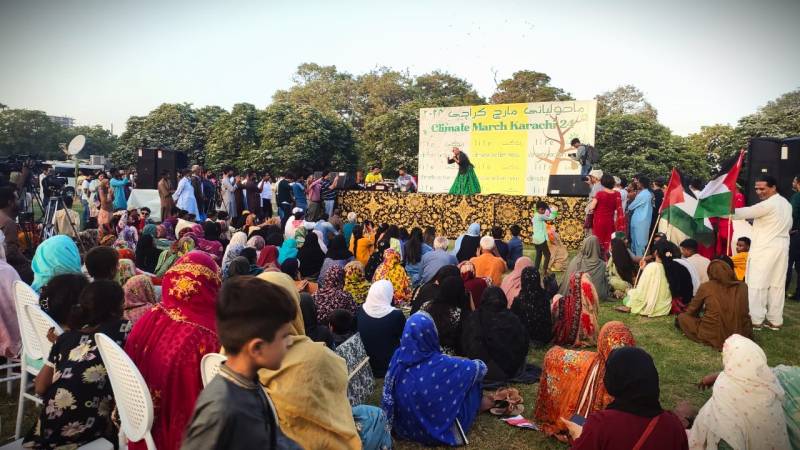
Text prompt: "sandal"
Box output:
[[613, 305, 631, 313], [489, 388, 524, 416]]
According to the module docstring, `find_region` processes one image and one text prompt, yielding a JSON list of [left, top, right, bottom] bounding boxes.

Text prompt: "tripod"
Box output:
[[40, 193, 85, 253]]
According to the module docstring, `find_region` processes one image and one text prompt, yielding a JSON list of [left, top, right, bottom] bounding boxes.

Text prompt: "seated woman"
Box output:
[[312, 265, 357, 324], [568, 347, 689, 449], [511, 267, 553, 347], [382, 311, 491, 446], [533, 321, 636, 442], [402, 227, 432, 287], [462, 287, 529, 383], [500, 256, 533, 305], [31, 234, 82, 293], [256, 244, 281, 272], [297, 231, 326, 279], [559, 236, 610, 300], [220, 231, 248, 275], [621, 241, 673, 317], [459, 261, 489, 310], [357, 280, 406, 377], [421, 275, 468, 355], [125, 251, 221, 450], [24, 280, 131, 449], [38, 273, 89, 329], [453, 223, 481, 263], [372, 248, 411, 305], [677, 260, 751, 350], [551, 272, 600, 347], [122, 274, 158, 325], [607, 237, 635, 299], [300, 293, 334, 349], [663, 242, 696, 313], [135, 234, 162, 274], [258, 272, 390, 450], [689, 334, 791, 450], [154, 235, 196, 277], [410, 265, 460, 314], [343, 261, 370, 304], [350, 223, 375, 268], [319, 234, 354, 288]]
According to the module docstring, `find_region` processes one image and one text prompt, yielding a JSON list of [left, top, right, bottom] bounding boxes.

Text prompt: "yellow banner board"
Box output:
[[418, 100, 597, 195]]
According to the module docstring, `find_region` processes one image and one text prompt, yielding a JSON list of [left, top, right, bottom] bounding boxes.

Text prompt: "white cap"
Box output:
[[292, 207, 303, 214], [479, 235, 495, 251]]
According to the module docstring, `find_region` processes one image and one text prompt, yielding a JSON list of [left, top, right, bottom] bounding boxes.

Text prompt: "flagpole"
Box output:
[[633, 219, 660, 287], [727, 213, 733, 256]]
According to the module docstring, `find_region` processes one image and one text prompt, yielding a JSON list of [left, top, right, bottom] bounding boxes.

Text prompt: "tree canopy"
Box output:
[[595, 85, 657, 120], [490, 70, 572, 104]]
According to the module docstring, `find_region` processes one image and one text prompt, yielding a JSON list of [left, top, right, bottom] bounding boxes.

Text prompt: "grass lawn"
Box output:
[[2, 235, 798, 448]]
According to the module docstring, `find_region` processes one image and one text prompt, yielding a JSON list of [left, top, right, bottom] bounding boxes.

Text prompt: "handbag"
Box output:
[[334, 333, 375, 406], [632, 414, 661, 450]]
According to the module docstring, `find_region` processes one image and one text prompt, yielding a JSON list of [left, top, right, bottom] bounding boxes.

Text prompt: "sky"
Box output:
[[1, 0, 798, 136]]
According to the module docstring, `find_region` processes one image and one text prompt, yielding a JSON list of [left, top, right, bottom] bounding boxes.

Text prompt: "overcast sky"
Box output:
[[1, 0, 798, 136]]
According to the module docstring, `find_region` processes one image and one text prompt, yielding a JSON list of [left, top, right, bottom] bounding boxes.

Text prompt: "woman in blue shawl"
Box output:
[[278, 238, 298, 265], [31, 235, 82, 292], [382, 311, 488, 446]]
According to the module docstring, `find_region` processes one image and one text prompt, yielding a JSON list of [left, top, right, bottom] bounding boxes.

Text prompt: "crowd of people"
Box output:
[[0, 165, 798, 450]]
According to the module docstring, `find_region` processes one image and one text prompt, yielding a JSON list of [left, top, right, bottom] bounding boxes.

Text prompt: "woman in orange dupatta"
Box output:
[[551, 272, 600, 347], [533, 321, 636, 442], [124, 251, 222, 450]]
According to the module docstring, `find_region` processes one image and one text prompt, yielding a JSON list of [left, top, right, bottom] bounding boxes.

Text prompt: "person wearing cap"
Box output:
[[470, 236, 507, 286], [584, 169, 603, 235]]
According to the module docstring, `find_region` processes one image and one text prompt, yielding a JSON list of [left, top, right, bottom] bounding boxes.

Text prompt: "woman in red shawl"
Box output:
[[458, 261, 489, 310], [124, 251, 221, 450], [257, 244, 281, 272], [183, 224, 223, 264]]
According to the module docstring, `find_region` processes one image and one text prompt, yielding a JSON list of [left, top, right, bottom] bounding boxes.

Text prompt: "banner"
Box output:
[[418, 100, 597, 195]]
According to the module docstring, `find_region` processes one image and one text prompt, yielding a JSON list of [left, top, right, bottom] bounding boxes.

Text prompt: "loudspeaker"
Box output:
[[136, 148, 157, 189], [547, 175, 590, 197], [156, 149, 188, 191], [135, 147, 188, 190], [746, 137, 800, 203], [333, 172, 356, 190]]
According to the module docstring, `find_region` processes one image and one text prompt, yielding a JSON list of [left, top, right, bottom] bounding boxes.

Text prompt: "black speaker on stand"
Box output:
[[745, 137, 800, 203], [135, 147, 188, 189]]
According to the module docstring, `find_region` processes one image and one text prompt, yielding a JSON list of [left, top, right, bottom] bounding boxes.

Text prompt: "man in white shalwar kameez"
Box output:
[[173, 169, 199, 217], [733, 175, 792, 329]]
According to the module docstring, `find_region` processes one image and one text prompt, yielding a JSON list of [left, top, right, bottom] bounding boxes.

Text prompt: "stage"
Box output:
[[338, 191, 589, 250]]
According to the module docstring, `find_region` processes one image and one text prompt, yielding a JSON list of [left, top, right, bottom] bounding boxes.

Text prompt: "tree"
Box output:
[[413, 71, 485, 107], [595, 85, 657, 120], [490, 70, 572, 104], [272, 63, 358, 121], [596, 114, 709, 181], [205, 103, 263, 172], [112, 116, 146, 169], [735, 89, 800, 143], [687, 124, 738, 171], [361, 102, 421, 175], [246, 103, 356, 175], [0, 108, 64, 159], [61, 125, 118, 157]]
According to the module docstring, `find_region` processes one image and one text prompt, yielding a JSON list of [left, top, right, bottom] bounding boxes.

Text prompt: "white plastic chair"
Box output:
[[94, 333, 156, 450], [13, 281, 43, 439], [200, 352, 227, 387], [24, 305, 63, 360]]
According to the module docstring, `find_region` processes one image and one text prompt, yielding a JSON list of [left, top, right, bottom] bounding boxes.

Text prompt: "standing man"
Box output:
[[221, 168, 238, 220], [733, 175, 793, 329], [173, 169, 199, 218], [396, 167, 417, 193], [365, 166, 383, 185], [110, 169, 130, 211], [242, 170, 262, 218], [0, 186, 33, 283], [787, 175, 800, 300], [571, 138, 591, 177], [627, 175, 653, 256], [258, 173, 273, 219], [80, 172, 92, 227], [190, 165, 205, 219], [291, 174, 308, 213], [276, 173, 294, 226], [306, 173, 323, 221], [321, 172, 338, 217], [157, 170, 175, 223], [651, 177, 665, 235], [97, 172, 114, 228]]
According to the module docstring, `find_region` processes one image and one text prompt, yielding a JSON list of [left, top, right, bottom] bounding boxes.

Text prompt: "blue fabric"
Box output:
[[343, 223, 355, 248], [278, 238, 298, 264], [451, 223, 480, 257], [506, 236, 524, 268], [628, 189, 653, 256], [405, 244, 432, 287], [291, 183, 307, 209], [31, 235, 82, 292], [314, 221, 337, 245], [352, 405, 393, 450], [110, 177, 129, 210], [382, 312, 486, 446], [419, 250, 458, 285]]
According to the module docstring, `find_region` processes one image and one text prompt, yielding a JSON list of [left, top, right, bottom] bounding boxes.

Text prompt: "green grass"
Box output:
[[2, 243, 798, 448]]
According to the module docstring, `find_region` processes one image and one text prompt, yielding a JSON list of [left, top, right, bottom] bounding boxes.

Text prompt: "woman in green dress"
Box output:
[[447, 147, 481, 195]]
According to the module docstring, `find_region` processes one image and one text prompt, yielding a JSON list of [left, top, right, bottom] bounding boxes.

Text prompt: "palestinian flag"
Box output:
[[694, 151, 744, 219], [660, 169, 714, 245]]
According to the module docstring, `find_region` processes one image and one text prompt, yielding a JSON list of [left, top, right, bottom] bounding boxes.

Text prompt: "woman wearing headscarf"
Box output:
[[280, 258, 318, 295], [154, 235, 196, 277], [356, 280, 406, 377], [31, 235, 82, 292], [220, 231, 248, 275], [689, 335, 791, 450], [153, 224, 171, 250], [201, 220, 221, 243], [299, 293, 334, 349], [677, 260, 752, 350], [135, 234, 162, 274], [511, 267, 553, 346], [607, 237, 635, 299], [313, 265, 357, 324], [560, 235, 610, 300], [256, 244, 281, 272], [343, 260, 370, 304], [364, 239, 389, 281], [278, 238, 298, 265], [246, 235, 265, 254], [115, 210, 139, 249], [551, 271, 600, 347], [403, 227, 432, 287], [500, 256, 533, 303], [533, 321, 636, 442], [381, 312, 489, 446], [462, 287, 529, 383], [115, 258, 138, 286], [570, 347, 688, 449], [662, 243, 695, 313], [256, 272, 369, 450], [185, 224, 223, 264], [411, 264, 460, 314], [453, 223, 481, 262], [350, 223, 375, 268], [297, 231, 325, 279], [125, 251, 221, 450], [420, 275, 468, 355], [372, 248, 411, 304], [458, 261, 490, 310], [293, 226, 307, 248], [122, 275, 158, 325], [226, 256, 252, 278], [622, 241, 675, 318], [319, 234, 354, 288]]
